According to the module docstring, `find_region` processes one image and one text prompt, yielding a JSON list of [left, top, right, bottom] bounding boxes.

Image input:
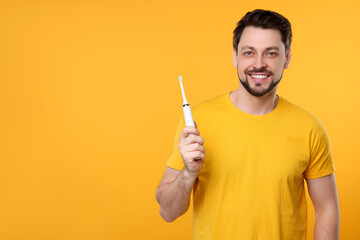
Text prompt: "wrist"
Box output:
[[182, 168, 198, 183]]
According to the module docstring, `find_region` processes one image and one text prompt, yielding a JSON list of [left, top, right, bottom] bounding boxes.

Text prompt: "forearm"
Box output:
[[313, 210, 340, 240], [156, 169, 197, 222]]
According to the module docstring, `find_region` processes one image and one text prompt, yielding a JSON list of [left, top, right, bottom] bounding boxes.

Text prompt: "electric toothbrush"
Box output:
[[178, 75, 201, 161], [178, 75, 195, 127]]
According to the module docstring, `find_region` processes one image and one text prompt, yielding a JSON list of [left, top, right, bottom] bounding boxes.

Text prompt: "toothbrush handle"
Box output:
[[183, 104, 195, 127], [182, 104, 201, 161]]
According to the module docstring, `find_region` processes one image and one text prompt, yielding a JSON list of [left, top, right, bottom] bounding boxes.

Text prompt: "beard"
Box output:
[[238, 67, 284, 97]]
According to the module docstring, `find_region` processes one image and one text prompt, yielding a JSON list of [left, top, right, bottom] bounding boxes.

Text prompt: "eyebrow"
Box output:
[[240, 46, 280, 51]]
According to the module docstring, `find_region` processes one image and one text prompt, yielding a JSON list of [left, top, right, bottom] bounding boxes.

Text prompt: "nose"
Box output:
[[253, 55, 267, 69]]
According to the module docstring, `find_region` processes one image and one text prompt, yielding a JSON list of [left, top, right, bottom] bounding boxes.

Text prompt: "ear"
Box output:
[[232, 48, 238, 68], [284, 49, 291, 69]]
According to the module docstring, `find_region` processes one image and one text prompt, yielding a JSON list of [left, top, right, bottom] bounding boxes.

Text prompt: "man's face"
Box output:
[[233, 26, 291, 97]]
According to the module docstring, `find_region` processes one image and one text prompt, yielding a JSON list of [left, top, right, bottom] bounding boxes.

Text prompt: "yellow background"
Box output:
[[0, 0, 359, 239]]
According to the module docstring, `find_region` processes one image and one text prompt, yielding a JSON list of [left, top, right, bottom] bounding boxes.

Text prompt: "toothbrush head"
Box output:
[[178, 75, 188, 104]]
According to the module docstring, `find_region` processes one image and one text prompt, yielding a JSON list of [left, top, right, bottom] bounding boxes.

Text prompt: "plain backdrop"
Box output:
[[0, 0, 359, 239]]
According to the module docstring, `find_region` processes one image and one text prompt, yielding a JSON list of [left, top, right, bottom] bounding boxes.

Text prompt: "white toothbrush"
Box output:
[[178, 75, 195, 127], [178, 76, 201, 161]]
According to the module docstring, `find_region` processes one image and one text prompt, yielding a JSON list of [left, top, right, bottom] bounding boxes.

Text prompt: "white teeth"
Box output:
[[250, 75, 268, 79]]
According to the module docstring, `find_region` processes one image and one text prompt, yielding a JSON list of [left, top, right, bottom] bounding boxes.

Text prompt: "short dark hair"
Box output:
[[233, 9, 292, 53]]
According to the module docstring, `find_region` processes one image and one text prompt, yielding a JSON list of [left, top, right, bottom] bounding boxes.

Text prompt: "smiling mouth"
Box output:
[[247, 73, 271, 83], [249, 74, 270, 79]]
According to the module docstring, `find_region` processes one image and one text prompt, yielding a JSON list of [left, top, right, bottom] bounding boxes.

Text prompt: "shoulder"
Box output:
[[280, 97, 325, 130], [188, 92, 230, 129], [191, 92, 228, 113]]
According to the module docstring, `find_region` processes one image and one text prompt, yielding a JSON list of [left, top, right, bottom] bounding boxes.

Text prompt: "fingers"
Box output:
[[189, 151, 205, 162], [180, 126, 200, 139], [185, 133, 204, 145], [184, 150, 205, 163], [178, 133, 205, 162], [178, 136, 204, 150], [179, 132, 204, 147], [178, 123, 205, 166], [186, 142, 205, 154]]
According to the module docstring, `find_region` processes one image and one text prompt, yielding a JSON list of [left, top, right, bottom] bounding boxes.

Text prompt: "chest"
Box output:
[[199, 122, 309, 185]]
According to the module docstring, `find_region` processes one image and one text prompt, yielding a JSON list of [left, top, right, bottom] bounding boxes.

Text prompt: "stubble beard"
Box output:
[[238, 68, 284, 97]]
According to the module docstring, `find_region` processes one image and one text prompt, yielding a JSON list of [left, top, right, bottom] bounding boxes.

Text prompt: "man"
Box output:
[[156, 9, 340, 240]]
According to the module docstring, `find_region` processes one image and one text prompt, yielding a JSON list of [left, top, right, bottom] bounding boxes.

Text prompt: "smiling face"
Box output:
[[233, 26, 291, 97]]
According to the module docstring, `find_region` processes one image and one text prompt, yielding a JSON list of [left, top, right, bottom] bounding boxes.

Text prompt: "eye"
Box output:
[[267, 52, 277, 56], [243, 51, 253, 56]]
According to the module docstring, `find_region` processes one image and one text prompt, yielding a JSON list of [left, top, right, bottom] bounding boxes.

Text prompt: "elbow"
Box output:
[[156, 190, 176, 222], [155, 190, 161, 205], [159, 207, 177, 223]]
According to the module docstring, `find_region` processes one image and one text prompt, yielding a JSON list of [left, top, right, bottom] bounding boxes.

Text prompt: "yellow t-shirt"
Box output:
[[167, 92, 335, 240]]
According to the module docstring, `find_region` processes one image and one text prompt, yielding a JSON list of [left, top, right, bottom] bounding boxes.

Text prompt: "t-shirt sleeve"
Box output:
[[304, 120, 335, 179], [166, 115, 186, 170]]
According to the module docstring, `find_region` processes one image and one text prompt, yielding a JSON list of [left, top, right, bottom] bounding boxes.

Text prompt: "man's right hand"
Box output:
[[178, 121, 205, 177], [156, 121, 204, 222]]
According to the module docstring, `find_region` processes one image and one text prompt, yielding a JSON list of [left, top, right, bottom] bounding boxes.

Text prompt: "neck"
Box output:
[[230, 86, 279, 115]]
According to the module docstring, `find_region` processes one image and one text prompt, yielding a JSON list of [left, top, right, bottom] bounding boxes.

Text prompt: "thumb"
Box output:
[[194, 121, 198, 129]]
